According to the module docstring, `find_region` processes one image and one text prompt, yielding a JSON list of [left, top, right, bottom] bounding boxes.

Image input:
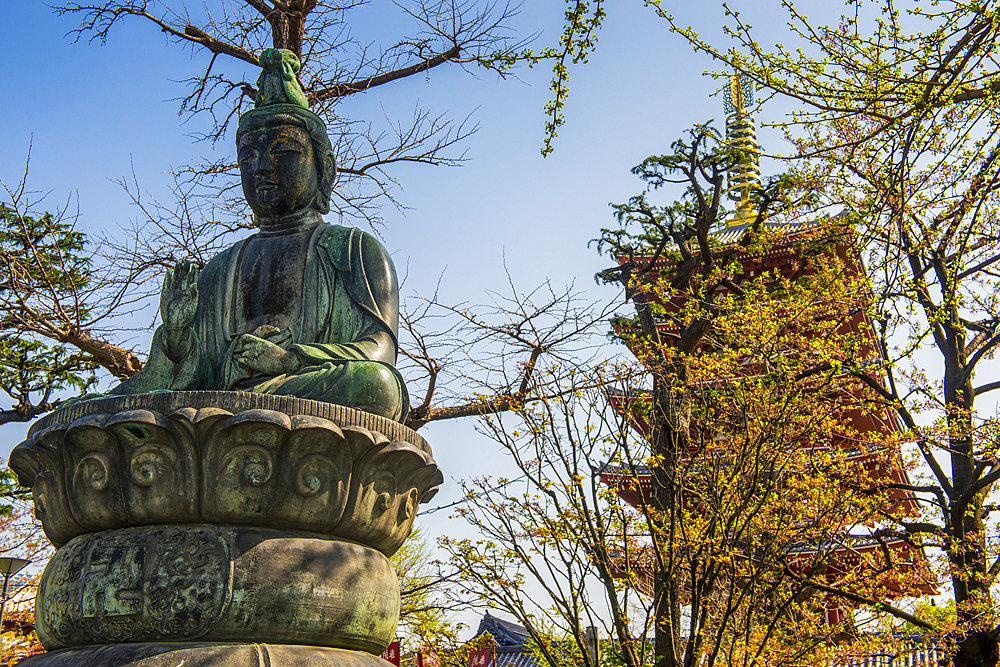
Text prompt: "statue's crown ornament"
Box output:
[[256, 48, 310, 110], [238, 48, 324, 134]]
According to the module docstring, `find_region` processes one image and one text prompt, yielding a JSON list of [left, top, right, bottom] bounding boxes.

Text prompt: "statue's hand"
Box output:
[[235, 334, 300, 377], [160, 261, 199, 361], [161, 261, 199, 330]]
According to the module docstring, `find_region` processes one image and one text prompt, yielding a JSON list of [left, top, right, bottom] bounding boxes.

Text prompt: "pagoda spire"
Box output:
[[723, 73, 761, 227]]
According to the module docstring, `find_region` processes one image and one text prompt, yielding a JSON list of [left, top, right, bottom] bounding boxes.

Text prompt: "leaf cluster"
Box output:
[[0, 201, 102, 423]]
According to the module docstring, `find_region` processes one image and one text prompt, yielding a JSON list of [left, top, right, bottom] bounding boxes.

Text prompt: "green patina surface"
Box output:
[[11, 392, 441, 551]]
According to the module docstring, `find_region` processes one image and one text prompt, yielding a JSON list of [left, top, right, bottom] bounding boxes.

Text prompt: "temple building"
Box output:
[[598, 76, 936, 630]]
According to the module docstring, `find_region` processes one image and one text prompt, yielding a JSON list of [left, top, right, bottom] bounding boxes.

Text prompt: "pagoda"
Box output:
[[599, 75, 936, 629]]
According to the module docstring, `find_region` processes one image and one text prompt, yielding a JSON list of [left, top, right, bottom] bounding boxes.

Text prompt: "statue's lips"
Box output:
[[255, 180, 278, 192]]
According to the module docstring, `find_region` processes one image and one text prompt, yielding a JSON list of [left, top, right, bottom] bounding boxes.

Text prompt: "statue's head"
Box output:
[[237, 49, 336, 221]]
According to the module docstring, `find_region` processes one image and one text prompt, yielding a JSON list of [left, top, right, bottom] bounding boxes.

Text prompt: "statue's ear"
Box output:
[[312, 149, 337, 215], [324, 150, 337, 183]]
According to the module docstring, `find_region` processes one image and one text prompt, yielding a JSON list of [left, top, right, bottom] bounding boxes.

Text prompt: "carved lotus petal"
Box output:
[[336, 441, 444, 557], [10, 425, 84, 548], [9, 392, 441, 556], [106, 409, 200, 526]]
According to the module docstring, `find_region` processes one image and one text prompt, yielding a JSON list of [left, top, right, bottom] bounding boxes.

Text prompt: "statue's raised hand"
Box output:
[[160, 261, 199, 361]]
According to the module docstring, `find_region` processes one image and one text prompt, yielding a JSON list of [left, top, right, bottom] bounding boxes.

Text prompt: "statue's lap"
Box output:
[[252, 360, 406, 421]]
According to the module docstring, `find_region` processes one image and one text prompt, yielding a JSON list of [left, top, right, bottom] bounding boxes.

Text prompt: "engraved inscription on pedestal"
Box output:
[[81, 545, 145, 619], [37, 526, 230, 647]]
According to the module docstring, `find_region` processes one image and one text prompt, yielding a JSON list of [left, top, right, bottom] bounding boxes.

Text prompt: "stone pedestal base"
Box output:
[[17, 643, 393, 667], [9, 392, 444, 664], [35, 525, 398, 652]]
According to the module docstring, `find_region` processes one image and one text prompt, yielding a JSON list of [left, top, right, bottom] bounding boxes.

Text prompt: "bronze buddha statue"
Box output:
[[110, 49, 409, 422]]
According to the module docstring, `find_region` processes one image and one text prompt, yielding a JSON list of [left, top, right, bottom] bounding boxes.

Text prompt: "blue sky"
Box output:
[[0, 3, 780, 456], [0, 0, 802, 615]]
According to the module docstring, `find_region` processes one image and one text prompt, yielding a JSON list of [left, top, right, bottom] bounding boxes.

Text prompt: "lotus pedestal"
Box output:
[[9, 392, 442, 667]]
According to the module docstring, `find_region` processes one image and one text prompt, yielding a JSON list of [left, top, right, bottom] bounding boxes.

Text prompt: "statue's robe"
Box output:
[[112, 223, 409, 422]]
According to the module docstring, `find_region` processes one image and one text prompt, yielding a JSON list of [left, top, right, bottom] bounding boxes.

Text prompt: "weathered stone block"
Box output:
[[35, 525, 399, 652]]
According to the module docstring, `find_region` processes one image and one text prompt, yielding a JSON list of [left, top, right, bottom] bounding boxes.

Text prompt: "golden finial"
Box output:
[[723, 73, 761, 227]]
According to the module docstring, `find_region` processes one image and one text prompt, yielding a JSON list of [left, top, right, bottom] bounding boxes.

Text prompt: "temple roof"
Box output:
[[474, 613, 541, 667], [493, 648, 542, 667], [475, 612, 532, 648]]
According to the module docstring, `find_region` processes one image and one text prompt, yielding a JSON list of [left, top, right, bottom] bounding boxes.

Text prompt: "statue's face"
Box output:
[[238, 124, 319, 219]]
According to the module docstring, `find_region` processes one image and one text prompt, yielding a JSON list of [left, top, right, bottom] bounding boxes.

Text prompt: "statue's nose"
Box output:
[[254, 153, 276, 174]]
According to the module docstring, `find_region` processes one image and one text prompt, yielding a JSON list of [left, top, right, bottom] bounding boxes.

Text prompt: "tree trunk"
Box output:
[[651, 359, 690, 667], [945, 358, 997, 667], [268, 10, 305, 58], [954, 632, 1000, 667]]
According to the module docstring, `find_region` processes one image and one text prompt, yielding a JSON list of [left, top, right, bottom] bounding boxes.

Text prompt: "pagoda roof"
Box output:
[[619, 216, 843, 270], [604, 534, 937, 599], [712, 217, 824, 245], [600, 450, 920, 514]]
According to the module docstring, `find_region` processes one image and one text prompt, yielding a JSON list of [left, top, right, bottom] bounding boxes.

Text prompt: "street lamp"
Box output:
[[0, 557, 30, 633]]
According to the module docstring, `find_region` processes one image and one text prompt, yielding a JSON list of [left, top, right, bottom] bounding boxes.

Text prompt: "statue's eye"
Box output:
[[238, 147, 258, 165], [271, 143, 302, 155]]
